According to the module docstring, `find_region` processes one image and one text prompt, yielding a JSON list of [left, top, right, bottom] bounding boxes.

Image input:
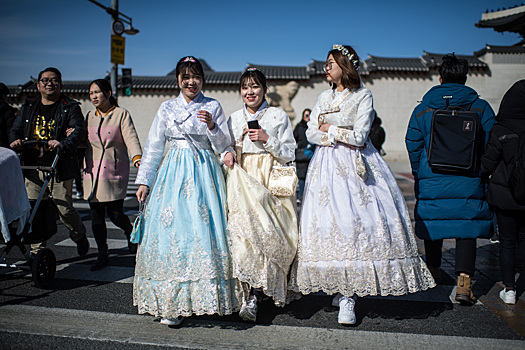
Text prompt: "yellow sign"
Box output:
[[111, 35, 125, 65]]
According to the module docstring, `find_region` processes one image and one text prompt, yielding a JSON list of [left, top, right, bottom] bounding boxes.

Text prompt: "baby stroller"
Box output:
[[0, 141, 59, 288]]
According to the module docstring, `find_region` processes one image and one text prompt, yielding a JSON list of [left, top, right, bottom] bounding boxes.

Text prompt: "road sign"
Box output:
[[111, 35, 125, 65], [112, 19, 125, 36]]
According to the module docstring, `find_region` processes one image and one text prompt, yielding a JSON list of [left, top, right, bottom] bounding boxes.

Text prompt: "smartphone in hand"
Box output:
[[247, 120, 260, 129]]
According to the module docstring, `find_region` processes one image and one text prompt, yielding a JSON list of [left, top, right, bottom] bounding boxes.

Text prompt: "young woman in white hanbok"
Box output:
[[133, 57, 239, 326], [223, 68, 298, 322], [289, 45, 435, 325]]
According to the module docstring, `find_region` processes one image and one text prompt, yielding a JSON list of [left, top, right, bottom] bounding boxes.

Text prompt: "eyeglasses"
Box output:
[[39, 78, 60, 85], [324, 62, 335, 73]]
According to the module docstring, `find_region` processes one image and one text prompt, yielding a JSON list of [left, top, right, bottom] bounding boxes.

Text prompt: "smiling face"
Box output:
[[241, 77, 266, 114], [178, 68, 203, 103], [37, 71, 62, 101], [324, 54, 343, 87]]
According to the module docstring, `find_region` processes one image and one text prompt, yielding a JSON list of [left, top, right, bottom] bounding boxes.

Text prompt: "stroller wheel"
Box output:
[[31, 248, 56, 288]]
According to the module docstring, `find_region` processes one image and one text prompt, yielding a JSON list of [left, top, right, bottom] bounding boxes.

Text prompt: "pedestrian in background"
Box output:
[[133, 56, 238, 327], [9, 67, 90, 257], [0, 83, 17, 148], [223, 68, 298, 322], [481, 80, 525, 305], [294, 108, 312, 202], [291, 45, 434, 325], [406, 54, 496, 305], [81, 79, 142, 271], [368, 110, 386, 156]]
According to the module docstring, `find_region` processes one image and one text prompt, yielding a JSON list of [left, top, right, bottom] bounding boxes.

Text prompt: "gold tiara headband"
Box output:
[[333, 44, 359, 71]]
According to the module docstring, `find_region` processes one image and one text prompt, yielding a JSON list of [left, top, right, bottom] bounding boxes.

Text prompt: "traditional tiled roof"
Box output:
[[7, 45, 520, 98], [422, 52, 489, 69], [246, 64, 311, 80], [365, 56, 428, 72], [474, 42, 525, 56], [475, 5, 525, 36]]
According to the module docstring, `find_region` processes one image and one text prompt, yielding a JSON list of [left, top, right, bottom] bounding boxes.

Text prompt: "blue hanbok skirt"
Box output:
[[133, 145, 239, 318]]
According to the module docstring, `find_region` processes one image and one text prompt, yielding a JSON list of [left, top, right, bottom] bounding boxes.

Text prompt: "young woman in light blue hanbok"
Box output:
[[133, 57, 239, 326]]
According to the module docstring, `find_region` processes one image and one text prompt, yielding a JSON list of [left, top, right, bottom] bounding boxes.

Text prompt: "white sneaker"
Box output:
[[239, 296, 258, 322], [338, 296, 356, 325], [499, 289, 517, 305], [332, 293, 343, 307], [160, 316, 184, 326]]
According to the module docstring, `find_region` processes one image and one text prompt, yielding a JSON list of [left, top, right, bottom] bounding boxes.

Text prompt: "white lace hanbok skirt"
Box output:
[[226, 153, 298, 306], [289, 143, 435, 297]]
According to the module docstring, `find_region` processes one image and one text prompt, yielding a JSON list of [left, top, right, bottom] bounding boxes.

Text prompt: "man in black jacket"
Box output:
[[10, 67, 89, 256], [0, 83, 17, 148]]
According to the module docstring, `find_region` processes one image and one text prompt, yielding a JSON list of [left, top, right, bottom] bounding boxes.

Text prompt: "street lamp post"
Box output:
[[88, 0, 139, 100]]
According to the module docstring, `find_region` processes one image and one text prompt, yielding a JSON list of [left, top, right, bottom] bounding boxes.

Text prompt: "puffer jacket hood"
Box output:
[[422, 83, 479, 110]]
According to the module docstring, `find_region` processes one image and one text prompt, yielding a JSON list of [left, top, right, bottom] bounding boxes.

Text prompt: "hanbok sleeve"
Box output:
[[135, 103, 167, 187], [219, 115, 236, 161], [263, 110, 296, 164], [207, 103, 232, 154], [328, 90, 374, 147], [306, 96, 333, 147]]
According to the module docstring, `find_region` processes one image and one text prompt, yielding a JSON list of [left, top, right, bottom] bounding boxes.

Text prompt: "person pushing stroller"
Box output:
[[9, 67, 90, 256]]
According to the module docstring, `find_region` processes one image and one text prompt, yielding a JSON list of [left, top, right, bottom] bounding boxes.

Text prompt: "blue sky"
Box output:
[[0, 0, 522, 85]]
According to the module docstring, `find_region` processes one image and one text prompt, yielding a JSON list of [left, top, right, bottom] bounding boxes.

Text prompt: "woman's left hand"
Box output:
[[319, 123, 331, 133], [248, 128, 269, 143], [197, 110, 215, 130], [66, 128, 74, 137], [134, 160, 141, 168]]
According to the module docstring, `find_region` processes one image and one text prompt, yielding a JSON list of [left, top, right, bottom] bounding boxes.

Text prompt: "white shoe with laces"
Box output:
[[160, 316, 184, 326], [499, 289, 516, 304], [338, 296, 356, 325]]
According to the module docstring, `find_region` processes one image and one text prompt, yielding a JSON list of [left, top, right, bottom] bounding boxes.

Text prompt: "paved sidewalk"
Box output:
[[387, 159, 525, 338]]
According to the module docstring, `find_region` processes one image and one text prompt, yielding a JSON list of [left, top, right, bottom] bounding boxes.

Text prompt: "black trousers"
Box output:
[[495, 209, 525, 288], [424, 238, 476, 276], [89, 199, 132, 252]]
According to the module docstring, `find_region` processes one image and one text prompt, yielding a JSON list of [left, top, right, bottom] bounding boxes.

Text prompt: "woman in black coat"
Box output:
[[481, 80, 525, 305], [293, 108, 311, 202]]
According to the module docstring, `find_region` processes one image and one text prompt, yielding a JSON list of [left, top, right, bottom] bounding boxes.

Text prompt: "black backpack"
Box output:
[[427, 99, 484, 175]]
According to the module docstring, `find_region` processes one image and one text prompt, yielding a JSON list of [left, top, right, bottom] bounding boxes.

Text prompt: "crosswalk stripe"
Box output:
[[1, 305, 522, 350]]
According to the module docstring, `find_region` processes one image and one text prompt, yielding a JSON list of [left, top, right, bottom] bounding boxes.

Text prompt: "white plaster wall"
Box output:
[[71, 52, 524, 162]]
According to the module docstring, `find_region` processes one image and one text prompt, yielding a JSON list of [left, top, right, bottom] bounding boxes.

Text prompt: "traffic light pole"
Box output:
[[88, 0, 139, 101], [111, 0, 119, 100]]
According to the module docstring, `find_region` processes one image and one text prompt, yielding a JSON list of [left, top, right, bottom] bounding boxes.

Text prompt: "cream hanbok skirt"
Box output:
[[226, 153, 298, 307]]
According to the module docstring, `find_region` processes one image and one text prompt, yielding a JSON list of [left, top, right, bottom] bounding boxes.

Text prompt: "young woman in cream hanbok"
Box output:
[[289, 45, 435, 325], [133, 57, 239, 327], [223, 68, 298, 322]]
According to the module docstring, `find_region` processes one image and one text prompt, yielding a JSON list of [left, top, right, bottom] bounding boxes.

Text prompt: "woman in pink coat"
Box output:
[[83, 79, 142, 271]]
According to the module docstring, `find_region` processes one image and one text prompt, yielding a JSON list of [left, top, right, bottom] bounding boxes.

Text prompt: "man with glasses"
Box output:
[[10, 67, 89, 256]]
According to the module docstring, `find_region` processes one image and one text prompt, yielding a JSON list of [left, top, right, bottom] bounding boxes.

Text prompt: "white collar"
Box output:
[[177, 91, 204, 106], [243, 100, 268, 120]]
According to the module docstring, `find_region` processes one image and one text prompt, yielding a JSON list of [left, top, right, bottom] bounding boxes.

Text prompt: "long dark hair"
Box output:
[[89, 79, 118, 107], [175, 56, 206, 89], [327, 45, 361, 91]]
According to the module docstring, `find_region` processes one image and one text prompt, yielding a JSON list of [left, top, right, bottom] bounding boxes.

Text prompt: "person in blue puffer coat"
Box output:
[[405, 54, 495, 305]]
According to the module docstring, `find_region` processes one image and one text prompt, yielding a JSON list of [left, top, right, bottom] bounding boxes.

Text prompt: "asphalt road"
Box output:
[[0, 176, 524, 349]]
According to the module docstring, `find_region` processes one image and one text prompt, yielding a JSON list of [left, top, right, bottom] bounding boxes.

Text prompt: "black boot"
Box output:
[[90, 250, 109, 271]]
